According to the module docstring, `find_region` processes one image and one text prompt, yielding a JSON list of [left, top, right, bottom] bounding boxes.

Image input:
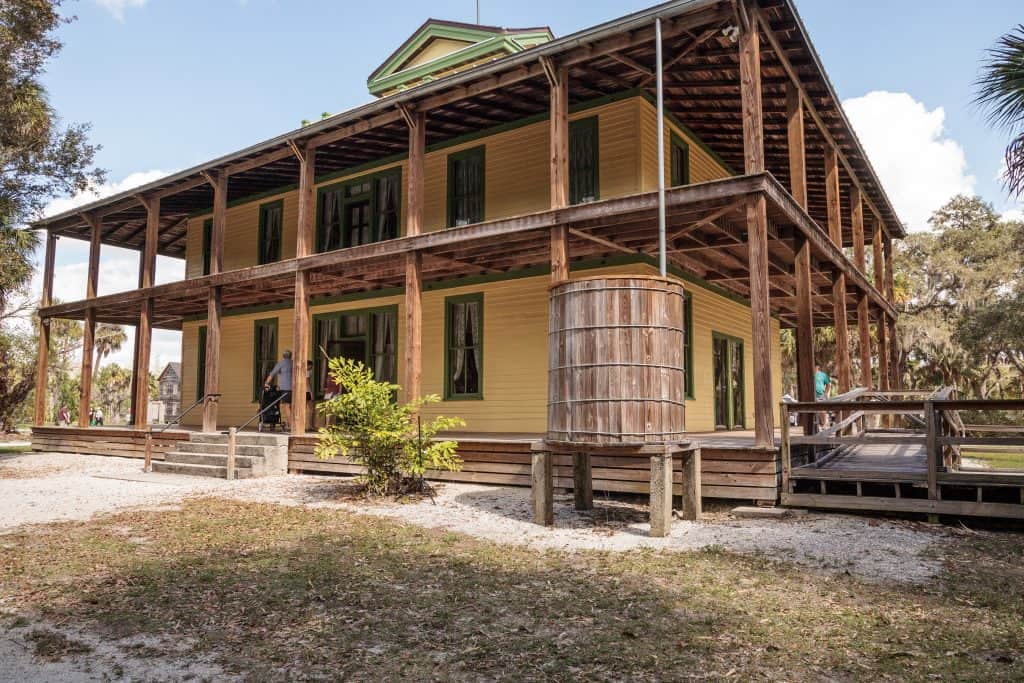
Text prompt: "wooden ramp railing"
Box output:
[[780, 389, 1024, 521]]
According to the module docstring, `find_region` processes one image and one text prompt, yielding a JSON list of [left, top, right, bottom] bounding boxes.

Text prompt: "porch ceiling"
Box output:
[[35, 0, 902, 259], [39, 174, 895, 331]]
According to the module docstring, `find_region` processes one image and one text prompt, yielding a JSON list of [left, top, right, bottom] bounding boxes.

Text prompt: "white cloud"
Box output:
[[843, 91, 975, 232], [94, 0, 147, 22], [44, 169, 170, 219]]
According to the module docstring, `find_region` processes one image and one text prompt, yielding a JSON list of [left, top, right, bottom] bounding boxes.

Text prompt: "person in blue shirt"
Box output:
[[814, 362, 832, 429], [264, 350, 293, 429]]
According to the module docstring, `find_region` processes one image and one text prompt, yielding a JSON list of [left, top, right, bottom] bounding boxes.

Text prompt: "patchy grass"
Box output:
[[962, 448, 1024, 471], [0, 498, 1022, 680], [26, 628, 94, 661], [0, 444, 30, 455]]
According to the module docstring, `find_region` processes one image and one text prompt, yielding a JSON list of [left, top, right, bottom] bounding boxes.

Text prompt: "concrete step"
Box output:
[[152, 461, 254, 479], [183, 442, 275, 458], [188, 432, 289, 448], [165, 451, 262, 468]]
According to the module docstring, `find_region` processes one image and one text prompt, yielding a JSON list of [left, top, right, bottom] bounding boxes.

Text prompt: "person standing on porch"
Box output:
[[814, 362, 832, 429], [264, 350, 293, 429]]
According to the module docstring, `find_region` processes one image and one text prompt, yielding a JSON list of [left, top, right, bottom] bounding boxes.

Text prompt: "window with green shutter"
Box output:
[[569, 116, 599, 204], [201, 219, 212, 276], [196, 326, 207, 401], [252, 318, 278, 401], [316, 170, 401, 253], [671, 133, 691, 187], [257, 200, 283, 265], [444, 293, 483, 399], [684, 292, 694, 400], [312, 307, 398, 397], [447, 147, 485, 227]]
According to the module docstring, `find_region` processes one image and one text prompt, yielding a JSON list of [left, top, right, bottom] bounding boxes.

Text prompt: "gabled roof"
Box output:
[[158, 362, 182, 382], [367, 18, 553, 96]]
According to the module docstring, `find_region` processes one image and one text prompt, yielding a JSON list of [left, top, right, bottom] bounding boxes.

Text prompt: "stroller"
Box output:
[[258, 387, 285, 432]]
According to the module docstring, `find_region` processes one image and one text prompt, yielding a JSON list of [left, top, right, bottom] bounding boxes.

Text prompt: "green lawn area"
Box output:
[[1, 499, 1023, 680], [962, 448, 1024, 470], [0, 444, 30, 455]]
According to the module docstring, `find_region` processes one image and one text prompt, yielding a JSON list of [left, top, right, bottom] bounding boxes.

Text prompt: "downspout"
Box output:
[[656, 17, 667, 277]]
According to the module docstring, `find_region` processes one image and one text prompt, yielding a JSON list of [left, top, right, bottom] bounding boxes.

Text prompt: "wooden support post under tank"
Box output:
[[650, 449, 674, 537], [531, 444, 554, 526], [680, 446, 702, 521], [573, 452, 593, 511]]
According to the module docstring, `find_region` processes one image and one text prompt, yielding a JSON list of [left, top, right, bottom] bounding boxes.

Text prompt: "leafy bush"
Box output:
[[314, 357, 464, 496]]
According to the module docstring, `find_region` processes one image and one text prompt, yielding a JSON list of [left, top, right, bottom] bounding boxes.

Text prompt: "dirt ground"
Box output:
[[1, 450, 1021, 681]]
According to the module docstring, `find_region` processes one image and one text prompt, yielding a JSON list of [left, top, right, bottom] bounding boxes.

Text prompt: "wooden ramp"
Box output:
[[780, 391, 1024, 520]]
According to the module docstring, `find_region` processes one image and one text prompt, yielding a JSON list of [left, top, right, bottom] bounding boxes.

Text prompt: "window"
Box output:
[[312, 307, 398, 397], [671, 134, 691, 187], [447, 147, 485, 227], [196, 326, 207, 401], [258, 200, 283, 265], [569, 116, 599, 204], [712, 332, 745, 430], [317, 170, 402, 253], [201, 219, 212, 276], [445, 293, 483, 399], [253, 318, 278, 401], [684, 292, 694, 400]]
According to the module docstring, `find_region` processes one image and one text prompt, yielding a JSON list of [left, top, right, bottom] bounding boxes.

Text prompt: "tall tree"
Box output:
[[975, 24, 1024, 198], [92, 323, 127, 380]]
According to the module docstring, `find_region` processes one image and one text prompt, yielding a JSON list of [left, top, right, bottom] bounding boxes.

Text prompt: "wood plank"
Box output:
[[78, 309, 95, 427], [291, 271, 309, 435], [404, 252, 422, 402], [202, 287, 221, 432], [34, 232, 57, 426], [406, 110, 425, 238], [782, 492, 1024, 520]]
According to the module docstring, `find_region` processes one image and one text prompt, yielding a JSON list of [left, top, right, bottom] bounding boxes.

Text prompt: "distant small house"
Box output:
[[157, 362, 182, 423]]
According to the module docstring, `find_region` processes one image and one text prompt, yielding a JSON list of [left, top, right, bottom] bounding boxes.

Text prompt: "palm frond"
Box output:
[[974, 24, 1024, 132]]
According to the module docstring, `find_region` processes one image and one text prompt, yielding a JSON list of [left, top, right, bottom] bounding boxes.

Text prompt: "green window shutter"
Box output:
[[196, 326, 207, 401], [447, 147, 485, 227], [569, 116, 599, 205], [201, 219, 212, 276], [444, 293, 484, 399], [312, 306, 398, 397], [671, 134, 691, 187], [252, 318, 279, 402], [257, 200, 283, 265], [684, 292, 694, 400]]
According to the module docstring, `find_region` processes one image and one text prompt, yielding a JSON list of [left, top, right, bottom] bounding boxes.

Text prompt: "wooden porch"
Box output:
[[32, 426, 784, 504]]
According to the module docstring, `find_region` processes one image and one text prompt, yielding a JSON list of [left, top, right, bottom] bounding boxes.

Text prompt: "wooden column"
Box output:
[[788, 79, 815, 423], [404, 252, 422, 403], [531, 446, 554, 526], [33, 232, 57, 426], [872, 221, 890, 393], [850, 187, 872, 389], [740, 16, 774, 447], [202, 172, 227, 432], [649, 451, 674, 537], [402, 109, 425, 405], [824, 147, 850, 392], [78, 215, 102, 427], [133, 196, 160, 428], [291, 145, 315, 435], [882, 237, 899, 390], [547, 59, 570, 283], [786, 82, 807, 208], [572, 452, 593, 511], [128, 251, 143, 425]]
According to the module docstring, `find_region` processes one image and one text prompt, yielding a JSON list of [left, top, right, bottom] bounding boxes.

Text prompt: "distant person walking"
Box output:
[[58, 405, 70, 426], [94, 407, 104, 426], [264, 350, 293, 429]]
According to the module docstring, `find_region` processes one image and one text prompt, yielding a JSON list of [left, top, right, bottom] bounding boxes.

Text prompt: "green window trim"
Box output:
[[252, 318, 279, 402], [444, 292, 484, 400], [684, 292, 694, 400], [712, 331, 745, 430], [201, 219, 212, 276], [670, 132, 691, 187], [257, 200, 284, 266], [447, 146, 485, 228], [196, 326, 207, 401], [310, 305, 399, 398], [315, 168, 402, 254], [569, 116, 600, 205]]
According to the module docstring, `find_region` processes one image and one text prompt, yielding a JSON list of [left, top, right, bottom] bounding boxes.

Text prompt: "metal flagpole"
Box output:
[[656, 17, 667, 277]]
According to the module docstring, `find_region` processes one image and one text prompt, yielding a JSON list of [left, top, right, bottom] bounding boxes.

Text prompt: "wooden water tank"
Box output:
[[547, 275, 686, 445]]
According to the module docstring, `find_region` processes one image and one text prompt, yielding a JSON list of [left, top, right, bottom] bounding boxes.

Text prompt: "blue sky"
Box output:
[[32, 0, 1024, 369]]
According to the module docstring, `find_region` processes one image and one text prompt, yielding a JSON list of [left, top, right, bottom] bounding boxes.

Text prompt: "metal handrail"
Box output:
[[154, 393, 221, 435], [234, 391, 289, 434]]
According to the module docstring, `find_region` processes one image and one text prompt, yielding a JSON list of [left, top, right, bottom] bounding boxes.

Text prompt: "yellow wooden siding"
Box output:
[[403, 38, 475, 70], [179, 263, 783, 433], [184, 98, 649, 275], [637, 97, 733, 191]]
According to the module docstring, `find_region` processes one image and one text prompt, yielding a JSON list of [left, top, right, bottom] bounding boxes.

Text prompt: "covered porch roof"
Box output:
[[39, 173, 897, 331], [32, 0, 902, 259]]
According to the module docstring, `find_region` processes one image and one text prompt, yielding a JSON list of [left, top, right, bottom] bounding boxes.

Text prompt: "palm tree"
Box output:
[[975, 25, 1024, 198], [92, 324, 128, 381]]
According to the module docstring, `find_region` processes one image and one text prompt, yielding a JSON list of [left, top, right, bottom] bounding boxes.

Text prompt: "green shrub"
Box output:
[[314, 357, 464, 496]]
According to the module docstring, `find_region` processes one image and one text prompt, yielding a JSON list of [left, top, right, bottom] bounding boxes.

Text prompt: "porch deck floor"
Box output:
[[791, 432, 928, 483]]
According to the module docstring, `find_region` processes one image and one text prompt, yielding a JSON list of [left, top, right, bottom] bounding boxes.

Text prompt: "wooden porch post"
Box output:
[[547, 59, 570, 283], [133, 196, 159, 428], [825, 146, 851, 393], [202, 171, 227, 432], [872, 220, 889, 391], [850, 187, 872, 389], [128, 251, 143, 425], [78, 214, 101, 427], [882, 236, 899, 390], [787, 81, 815, 424], [33, 231, 57, 426], [291, 143, 315, 435], [739, 12, 774, 447], [402, 108, 425, 404]]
